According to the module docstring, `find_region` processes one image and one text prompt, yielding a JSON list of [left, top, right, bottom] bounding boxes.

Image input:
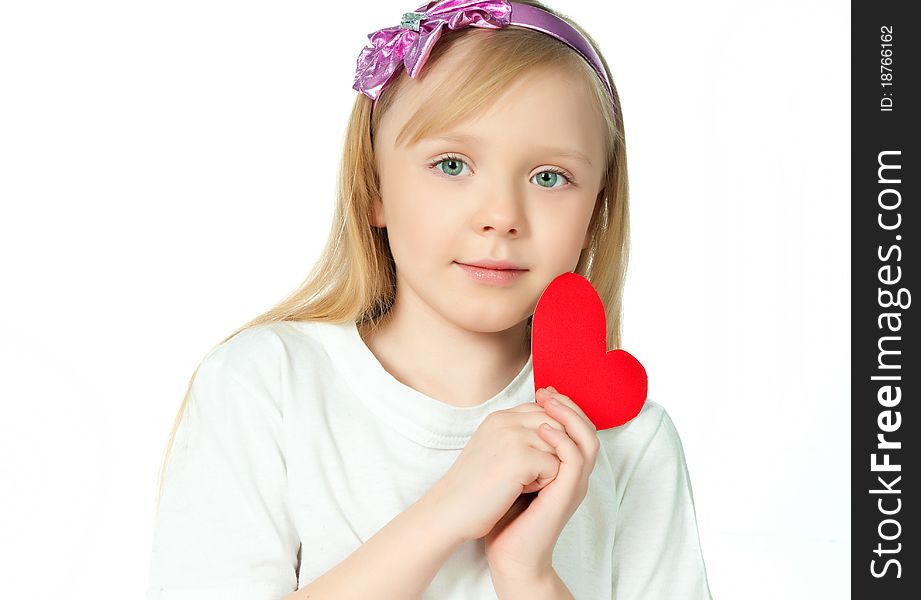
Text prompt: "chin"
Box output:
[[448, 306, 532, 334]]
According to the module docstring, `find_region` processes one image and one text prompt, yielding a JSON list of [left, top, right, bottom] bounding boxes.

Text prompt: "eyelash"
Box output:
[[427, 153, 577, 186]]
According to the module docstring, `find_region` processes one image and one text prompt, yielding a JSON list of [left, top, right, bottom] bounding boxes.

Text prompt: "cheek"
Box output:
[[532, 206, 592, 259], [385, 199, 456, 265]]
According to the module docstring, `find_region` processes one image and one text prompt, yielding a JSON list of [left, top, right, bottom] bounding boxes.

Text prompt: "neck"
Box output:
[[358, 295, 531, 408]]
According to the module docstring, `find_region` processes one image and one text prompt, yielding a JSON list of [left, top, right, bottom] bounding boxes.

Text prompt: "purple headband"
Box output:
[[352, 0, 615, 113]]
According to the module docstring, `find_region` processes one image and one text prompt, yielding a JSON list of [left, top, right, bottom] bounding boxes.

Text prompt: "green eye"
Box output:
[[428, 153, 575, 188], [532, 169, 572, 188], [431, 155, 468, 177]]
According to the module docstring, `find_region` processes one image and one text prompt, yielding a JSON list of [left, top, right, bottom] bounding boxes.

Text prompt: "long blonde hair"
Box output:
[[154, 0, 630, 513]]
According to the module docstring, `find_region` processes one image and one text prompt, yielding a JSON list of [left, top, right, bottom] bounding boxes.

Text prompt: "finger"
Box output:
[[507, 402, 566, 433], [536, 422, 584, 490], [528, 426, 558, 454], [525, 447, 562, 491], [536, 388, 599, 459], [524, 412, 566, 453], [521, 466, 556, 493], [541, 387, 596, 431], [509, 401, 562, 424]]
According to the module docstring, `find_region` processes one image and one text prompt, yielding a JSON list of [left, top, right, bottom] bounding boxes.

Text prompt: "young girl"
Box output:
[[146, 1, 712, 598]]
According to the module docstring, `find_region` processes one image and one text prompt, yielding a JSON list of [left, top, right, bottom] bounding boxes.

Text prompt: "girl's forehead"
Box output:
[[388, 80, 604, 159], [412, 131, 596, 169], [375, 35, 606, 157]]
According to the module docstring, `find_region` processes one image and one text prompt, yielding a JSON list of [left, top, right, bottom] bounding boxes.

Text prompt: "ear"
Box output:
[[370, 196, 386, 228]]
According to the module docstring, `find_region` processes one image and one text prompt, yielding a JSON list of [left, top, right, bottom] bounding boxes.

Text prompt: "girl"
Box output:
[[146, 1, 712, 598]]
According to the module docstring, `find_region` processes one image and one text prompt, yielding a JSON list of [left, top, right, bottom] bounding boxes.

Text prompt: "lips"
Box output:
[[454, 260, 528, 287], [455, 259, 527, 271]]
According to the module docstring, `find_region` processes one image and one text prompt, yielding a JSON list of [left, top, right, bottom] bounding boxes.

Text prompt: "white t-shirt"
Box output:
[[146, 319, 712, 599]]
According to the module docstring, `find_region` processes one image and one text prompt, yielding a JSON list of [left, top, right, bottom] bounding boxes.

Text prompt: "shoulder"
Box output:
[[597, 399, 685, 487], [202, 320, 328, 372], [597, 398, 668, 454], [191, 320, 332, 411]]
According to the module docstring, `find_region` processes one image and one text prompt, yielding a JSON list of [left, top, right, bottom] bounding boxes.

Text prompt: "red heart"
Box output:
[[531, 272, 648, 430]]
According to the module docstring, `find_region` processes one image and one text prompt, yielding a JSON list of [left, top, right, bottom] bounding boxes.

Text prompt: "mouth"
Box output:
[[455, 258, 527, 271], [453, 261, 529, 287]]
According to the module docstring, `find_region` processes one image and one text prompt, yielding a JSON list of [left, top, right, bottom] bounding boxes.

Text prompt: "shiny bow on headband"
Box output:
[[352, 0, 616, 113]]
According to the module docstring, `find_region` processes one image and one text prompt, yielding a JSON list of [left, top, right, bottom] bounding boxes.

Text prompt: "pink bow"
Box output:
[[353, 0, 512, 101]]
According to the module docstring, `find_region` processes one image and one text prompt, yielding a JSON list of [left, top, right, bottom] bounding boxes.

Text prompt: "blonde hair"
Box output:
[[154, 0, 630, 513]]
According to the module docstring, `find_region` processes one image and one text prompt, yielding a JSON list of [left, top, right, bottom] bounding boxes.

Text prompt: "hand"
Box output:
[[426, 399, 569, 544], [483, 386, 601, 581]]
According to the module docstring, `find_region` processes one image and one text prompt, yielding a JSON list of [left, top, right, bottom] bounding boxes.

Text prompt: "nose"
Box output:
[[472, 186, 525, 237]]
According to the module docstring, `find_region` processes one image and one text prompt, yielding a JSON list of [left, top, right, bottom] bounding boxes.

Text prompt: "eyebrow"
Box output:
[[420, 133, 594, 168]]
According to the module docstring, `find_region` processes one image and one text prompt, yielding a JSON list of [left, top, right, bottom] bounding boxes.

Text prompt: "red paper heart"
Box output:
[[531, 272, 648, 430]]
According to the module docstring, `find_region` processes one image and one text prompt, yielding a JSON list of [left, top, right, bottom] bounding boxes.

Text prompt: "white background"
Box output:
[[0, 1, 849, 598]]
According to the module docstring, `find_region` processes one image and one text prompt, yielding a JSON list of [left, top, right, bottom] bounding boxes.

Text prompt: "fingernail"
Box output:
[[547, 386, 558, 393], [549, 397, 561, 406]]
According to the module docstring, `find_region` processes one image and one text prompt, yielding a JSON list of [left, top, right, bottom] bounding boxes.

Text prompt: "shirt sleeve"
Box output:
[[611, 408, 713, 600], [146, 345, 300, 600]]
